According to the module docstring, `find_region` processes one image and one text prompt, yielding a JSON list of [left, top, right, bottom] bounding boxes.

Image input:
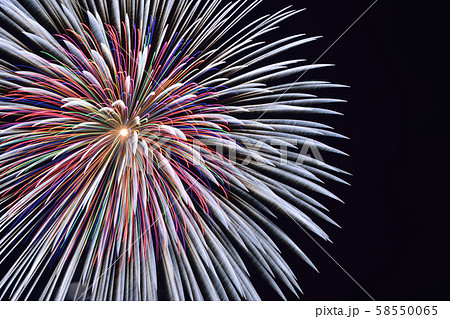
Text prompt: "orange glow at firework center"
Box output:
[[119, 128, 129, 137]]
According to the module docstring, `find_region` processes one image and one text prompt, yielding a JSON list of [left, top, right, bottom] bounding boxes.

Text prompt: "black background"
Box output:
[[0, 0, 449, 301], [252, 0, 449, 300]]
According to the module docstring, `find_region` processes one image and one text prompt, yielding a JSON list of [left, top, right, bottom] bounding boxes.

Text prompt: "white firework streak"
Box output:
[[0, 0, 349, 300]]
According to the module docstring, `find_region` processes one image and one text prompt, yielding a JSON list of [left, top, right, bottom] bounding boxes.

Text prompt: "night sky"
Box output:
[[0, 0, 448, 301], [254, 0, 450, 300]]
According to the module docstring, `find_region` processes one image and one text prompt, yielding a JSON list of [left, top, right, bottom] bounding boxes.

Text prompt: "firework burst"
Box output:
[[0, 0, 348, 300]]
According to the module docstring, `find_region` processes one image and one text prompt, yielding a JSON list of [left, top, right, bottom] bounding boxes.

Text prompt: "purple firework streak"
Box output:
[[0, 0, 349, 300]]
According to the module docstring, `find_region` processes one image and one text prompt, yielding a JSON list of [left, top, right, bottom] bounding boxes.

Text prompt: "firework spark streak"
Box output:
[[0, 0, 349, 300]]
